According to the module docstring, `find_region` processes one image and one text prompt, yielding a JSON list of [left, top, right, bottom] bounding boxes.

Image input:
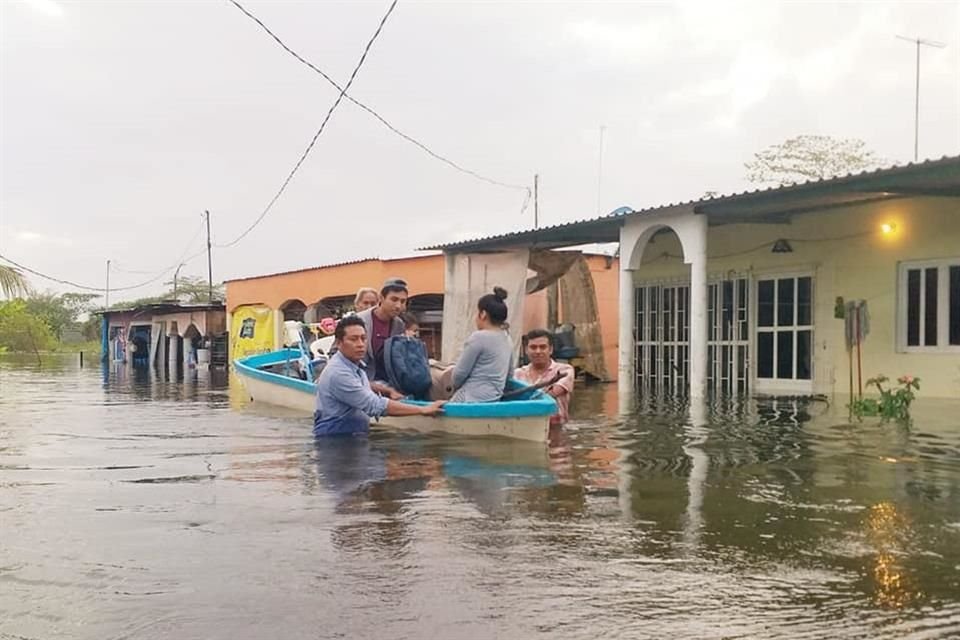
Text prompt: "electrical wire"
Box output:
[[0, 220, 210, 293], [112, 221, 205, 275], [227, 0, 530, 198], [1, 254, 171, 293], [215, 0, 398, 249]]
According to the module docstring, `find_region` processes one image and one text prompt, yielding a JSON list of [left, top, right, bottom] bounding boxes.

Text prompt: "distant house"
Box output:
[[99, 301, 227, 370]]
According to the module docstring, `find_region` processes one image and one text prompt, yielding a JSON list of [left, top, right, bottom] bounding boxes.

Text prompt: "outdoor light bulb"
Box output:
[[881, 222, 896, 235]]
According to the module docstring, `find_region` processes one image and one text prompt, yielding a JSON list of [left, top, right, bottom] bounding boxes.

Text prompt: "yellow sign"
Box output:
[[230, 305, 275, 362]]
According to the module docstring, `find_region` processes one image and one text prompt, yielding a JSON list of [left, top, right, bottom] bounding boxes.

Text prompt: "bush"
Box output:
[[0, 300, 56, 352]]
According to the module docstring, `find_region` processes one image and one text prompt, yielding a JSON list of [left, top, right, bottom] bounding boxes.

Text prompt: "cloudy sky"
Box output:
[[2, 0, 958, 300]]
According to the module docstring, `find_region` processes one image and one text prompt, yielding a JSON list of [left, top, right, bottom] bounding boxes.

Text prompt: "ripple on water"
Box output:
[[2, 357, 959, 639]]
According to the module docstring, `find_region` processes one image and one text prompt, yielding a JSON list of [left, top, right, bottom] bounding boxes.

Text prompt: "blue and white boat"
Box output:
[[234, 348, 558, 442]]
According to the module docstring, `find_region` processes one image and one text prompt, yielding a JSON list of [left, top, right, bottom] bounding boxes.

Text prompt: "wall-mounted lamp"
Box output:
[[771, 239, 793, 253], [881, 222, 897, 235]]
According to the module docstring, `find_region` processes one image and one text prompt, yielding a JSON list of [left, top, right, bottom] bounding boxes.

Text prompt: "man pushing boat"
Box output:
[[313, 315, 445, 437]]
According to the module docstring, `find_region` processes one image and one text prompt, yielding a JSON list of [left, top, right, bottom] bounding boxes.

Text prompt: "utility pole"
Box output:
[[204, 210, 213, 302], [533, 174, 539, 229], [173, 263, 185, 300], [596, 125, 606, 215], [105, 259, 111, 308], [896, 35, 946, 162]]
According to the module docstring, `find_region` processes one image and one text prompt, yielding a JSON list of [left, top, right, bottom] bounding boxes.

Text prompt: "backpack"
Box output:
[[383, 335, 432, 399]]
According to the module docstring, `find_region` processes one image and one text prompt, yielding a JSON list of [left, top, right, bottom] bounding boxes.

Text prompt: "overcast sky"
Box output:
[[2, 0, 958, 300]]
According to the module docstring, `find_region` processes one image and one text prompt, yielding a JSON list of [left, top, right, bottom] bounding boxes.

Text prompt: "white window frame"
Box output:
[[897, 257, 960, 354], [752, 271, 815, 394]]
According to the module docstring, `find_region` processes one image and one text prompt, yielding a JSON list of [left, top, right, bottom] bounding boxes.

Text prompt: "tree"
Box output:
[[0, 265, 31, 299], [161, 275, 225, 303], [24, 291, 99, 340], [0, 300, 55, 353], [745, 135, 882, 186]]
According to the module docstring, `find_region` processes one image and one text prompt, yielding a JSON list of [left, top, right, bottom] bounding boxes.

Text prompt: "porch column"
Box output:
[[182, 337, 193, 370], [168, 333, 180, 374], [274, 308, 284, 350], [617, 264, 635, 411], [126, 333, 135, 366], [688, 218, 708, 399], [152, 322, 165, 369]]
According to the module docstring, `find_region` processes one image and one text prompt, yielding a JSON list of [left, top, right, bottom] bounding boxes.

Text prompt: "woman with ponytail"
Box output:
[[449, 287, 514, 403]]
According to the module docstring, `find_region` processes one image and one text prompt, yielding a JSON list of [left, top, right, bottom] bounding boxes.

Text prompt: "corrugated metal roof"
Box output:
[[224, 252, 442, 283], [421, 154, 960, 252], [98, 301, 225, 316]]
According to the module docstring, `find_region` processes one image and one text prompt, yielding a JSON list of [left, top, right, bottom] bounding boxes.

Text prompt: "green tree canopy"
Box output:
[[161, 275, 224, 303], [0, 300, 55, 353], [24, 291, 99, 340]]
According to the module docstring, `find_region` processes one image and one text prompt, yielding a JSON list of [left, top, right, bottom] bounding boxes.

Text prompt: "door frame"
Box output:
[[751, 270, 816, 394]]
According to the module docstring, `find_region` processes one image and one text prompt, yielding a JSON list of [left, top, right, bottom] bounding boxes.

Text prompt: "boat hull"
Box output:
[[240, 370, 316, 413], [234, 349, 554, 442], [377, 414, 548, 442]]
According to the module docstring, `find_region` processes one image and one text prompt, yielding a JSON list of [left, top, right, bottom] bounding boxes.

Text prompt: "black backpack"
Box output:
[[383, 335, 432, 399]]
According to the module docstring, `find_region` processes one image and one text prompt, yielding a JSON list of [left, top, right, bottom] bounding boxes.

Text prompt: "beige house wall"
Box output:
[[630, 196, 960, 398]]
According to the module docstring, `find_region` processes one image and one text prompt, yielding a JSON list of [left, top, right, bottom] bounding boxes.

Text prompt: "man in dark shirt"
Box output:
[[356, 277, 408, 383]]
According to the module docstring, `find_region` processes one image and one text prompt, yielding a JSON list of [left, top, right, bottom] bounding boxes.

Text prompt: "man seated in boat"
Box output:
[[355, 277, 408, 386], [314, 316, 445, 437], [514, 329, 575, 426]]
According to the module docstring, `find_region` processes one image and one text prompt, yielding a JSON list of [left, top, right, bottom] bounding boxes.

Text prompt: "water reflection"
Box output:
[[2, 357, 960, 639]]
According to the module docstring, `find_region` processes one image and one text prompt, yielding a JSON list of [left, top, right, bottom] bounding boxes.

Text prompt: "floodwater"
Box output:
[[1, 356, 959, 640]]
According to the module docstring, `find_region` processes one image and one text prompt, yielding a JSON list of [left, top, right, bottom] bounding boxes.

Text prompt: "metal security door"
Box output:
[[635, 277, 749, 396], [707, 278, 750, 394], [635, 283, 690, 395]]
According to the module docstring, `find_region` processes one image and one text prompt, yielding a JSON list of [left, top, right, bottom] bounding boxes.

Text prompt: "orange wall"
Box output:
[[584, 255, 620, 382], [225, 252, 622, 380], [226, 255, 445, 312]]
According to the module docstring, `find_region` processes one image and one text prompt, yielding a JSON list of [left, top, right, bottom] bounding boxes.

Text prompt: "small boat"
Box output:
[[234, 349, 558, 442]]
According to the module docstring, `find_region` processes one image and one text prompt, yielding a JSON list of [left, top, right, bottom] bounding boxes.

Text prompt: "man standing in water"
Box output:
[[356, 277, 408, 385], [314, 316, 445, 436], [514, 329, 575, 426]]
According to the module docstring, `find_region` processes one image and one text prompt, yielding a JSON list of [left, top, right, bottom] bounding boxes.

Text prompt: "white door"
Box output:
[[754, 274, 814, 393]]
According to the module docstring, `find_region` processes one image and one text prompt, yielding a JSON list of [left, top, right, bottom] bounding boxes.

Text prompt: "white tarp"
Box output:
[[441, 250, 530, 363]]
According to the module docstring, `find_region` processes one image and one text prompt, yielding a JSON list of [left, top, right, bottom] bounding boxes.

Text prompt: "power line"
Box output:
[[226, 0, 530, 195], [216, 0, 398, 249], [112, 221, 205, 275], [1, 253, 174, 293], [0, 221, 209, 294]]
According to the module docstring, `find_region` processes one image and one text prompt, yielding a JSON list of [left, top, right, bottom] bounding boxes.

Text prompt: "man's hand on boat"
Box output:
[[371, 381, 405, 400], [385, 399, 447, 418]]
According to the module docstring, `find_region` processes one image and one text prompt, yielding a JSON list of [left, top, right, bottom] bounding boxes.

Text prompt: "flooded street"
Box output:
[[2, 356, 959, 639]]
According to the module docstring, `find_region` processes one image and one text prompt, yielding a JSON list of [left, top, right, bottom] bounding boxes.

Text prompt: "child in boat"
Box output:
[[401, 312, 420, 339]]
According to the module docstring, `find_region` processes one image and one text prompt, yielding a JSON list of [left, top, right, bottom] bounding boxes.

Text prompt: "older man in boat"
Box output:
[[514, 329, 575, 426], [314, 315, 445, 436]]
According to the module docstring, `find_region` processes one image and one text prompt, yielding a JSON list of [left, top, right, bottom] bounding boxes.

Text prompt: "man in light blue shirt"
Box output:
[[314, 315, 445, 436]]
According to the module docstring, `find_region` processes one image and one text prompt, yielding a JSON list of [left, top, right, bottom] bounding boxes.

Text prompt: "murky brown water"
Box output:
[[2, 355, 959, 639]]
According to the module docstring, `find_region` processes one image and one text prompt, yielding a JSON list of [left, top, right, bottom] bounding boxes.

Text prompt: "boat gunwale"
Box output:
[[234, 350, 559, 419]]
